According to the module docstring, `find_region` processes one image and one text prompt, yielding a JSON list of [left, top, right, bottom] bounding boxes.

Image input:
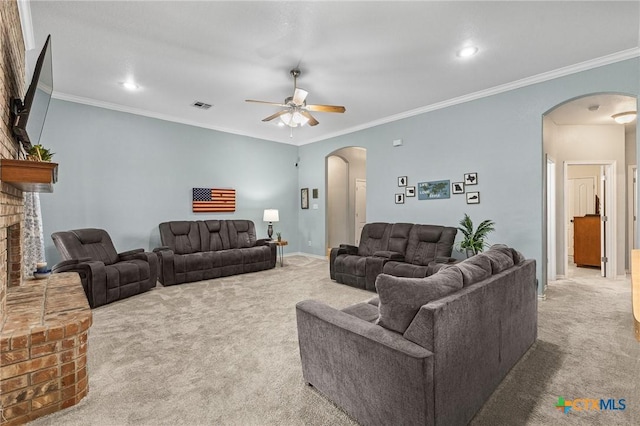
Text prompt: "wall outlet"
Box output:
[[308, 241, 312, 246]]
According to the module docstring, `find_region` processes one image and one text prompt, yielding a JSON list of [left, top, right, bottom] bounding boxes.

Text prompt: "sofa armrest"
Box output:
[[255, 238, 271, 246], [329, 244, 359, 280], [339, 244, 359, 254], [118, 248, 144, 258], [153, 247, 176, 286], [373, 251, 405, 261], [51, 257, 92, 272], [296, 299, 434, 425], [53, 259, 107, 308]]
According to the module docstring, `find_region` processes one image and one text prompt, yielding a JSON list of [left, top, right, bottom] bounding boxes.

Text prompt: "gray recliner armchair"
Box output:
[[51, 228, 158, 308]]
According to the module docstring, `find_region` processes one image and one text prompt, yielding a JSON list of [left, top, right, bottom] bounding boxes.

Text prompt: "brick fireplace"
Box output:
[[1, 1, 92, 424]]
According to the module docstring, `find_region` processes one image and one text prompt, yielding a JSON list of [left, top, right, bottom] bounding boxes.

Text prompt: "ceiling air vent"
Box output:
[[192, 101, 212, 110]]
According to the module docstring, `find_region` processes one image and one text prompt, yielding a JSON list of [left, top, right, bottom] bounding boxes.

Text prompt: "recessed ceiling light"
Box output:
[[457, 46, 478, 58], [120, 81, 139, 90]]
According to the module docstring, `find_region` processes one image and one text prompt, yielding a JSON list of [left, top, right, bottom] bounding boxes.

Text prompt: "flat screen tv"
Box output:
[[12, 35, 53, 150]]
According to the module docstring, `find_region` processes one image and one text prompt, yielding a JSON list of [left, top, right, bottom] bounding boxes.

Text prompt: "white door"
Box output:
[[355, 179, 366, 245], [567, 177, 596, 256]]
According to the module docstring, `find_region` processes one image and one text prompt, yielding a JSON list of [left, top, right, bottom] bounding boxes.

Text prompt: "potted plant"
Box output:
[[26, 144, 54, 162], [456, 213, 495, 257], [276, 232, 282, 242]]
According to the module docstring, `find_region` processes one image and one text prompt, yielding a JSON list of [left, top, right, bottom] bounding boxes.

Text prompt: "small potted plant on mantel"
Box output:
[[456, 213, 495, 258], [26, 144, 54, 162], [276, 232, 282, 242]]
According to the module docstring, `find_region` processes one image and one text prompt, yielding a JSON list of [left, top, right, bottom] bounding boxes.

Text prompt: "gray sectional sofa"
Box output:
[[329, 222, 457, 291], [154, 220, 276, 286], [297, 245, 537, 426]]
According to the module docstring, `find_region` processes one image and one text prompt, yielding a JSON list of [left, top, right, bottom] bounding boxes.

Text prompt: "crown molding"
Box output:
[[51, 92, 299, 146], [298, 47, 640, 145], [54, 47, 639, 147]]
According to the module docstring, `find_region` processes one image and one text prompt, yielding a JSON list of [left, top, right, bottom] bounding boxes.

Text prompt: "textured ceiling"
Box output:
[[26, 1, 640, 145]]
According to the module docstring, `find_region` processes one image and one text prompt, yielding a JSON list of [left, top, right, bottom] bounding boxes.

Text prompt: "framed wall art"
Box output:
[[301, 188, 309, 209], [464, 173, 478, 185], [398, 176, 408, 187], [418, 180, 450, 200], [466, 191, 480, 204], [405, 186, 416, 197], [452, 182, 465, 194], [395, 193, 405, 204]]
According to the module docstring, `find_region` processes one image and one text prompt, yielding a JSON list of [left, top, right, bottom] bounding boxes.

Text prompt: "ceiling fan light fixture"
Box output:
[[280, 110, 309, 127], [612, 111, 636, 124]]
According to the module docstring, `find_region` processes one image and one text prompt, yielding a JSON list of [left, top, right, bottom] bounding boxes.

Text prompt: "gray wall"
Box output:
[[37, 58, 640, 292], [40, 99, 299, 265], [298, 58, 640, 294]]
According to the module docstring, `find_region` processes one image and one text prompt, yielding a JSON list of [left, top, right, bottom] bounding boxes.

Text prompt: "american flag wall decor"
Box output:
[[192, 188, 236, 212]]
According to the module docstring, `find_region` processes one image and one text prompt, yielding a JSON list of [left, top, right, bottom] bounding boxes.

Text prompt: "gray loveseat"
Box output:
[[329, 222, 457, 291], [154, 220, 276, 286], [297, 245, 537, 426]]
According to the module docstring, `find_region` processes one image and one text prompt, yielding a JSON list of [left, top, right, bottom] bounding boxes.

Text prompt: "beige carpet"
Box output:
[[30, 256, 639, 425]]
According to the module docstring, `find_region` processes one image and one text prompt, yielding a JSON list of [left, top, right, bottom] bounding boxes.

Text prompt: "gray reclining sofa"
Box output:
[[154, 220, 276, 286], [298, 245, 537, 425], [329, 222, 457, 291]]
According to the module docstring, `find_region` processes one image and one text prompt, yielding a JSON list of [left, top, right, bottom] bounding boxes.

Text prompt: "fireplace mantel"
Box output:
[[0, 159, 58, 193]]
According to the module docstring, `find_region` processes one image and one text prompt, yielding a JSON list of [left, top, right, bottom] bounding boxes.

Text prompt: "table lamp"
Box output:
[[263, 209, 279, 239]]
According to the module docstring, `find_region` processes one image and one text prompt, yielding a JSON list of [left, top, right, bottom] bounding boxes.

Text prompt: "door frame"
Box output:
[[563, 160, 617, 278], [629, 165, 637, 271], [546, 156, 556, 282]]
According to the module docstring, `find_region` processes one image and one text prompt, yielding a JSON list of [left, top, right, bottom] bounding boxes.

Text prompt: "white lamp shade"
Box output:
[[263, 209, 279, 222]]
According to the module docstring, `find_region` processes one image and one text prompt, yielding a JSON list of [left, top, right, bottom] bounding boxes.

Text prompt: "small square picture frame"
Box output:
[[398, 176, 408, 187], [452, 182, 465, 194], [405, 186, 416, 197], [466, 191, 480, 204], [464, 172, 478, 185], [395, 193, 405, 204]]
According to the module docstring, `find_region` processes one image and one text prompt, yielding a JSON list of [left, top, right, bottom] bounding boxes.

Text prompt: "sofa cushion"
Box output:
[[341, 302, 379, 323], [404, 225, 457, 266], [456, 254, 492, 287], [490, 244, 526, 265], [481, 246, 514, 274], [382, 261, 429, 278], [375, 267, 463, 333], [358, 223, 392, 256]]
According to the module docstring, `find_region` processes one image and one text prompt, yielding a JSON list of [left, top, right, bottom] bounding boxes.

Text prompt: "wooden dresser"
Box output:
[[573, 215, 601, 267]]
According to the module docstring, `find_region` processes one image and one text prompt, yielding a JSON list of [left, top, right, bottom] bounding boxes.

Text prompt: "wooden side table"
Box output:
[[273, 240, 288, 266]]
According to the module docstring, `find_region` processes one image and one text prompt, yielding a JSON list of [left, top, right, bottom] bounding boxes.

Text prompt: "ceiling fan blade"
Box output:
[[292, 88, 308, 105], [245, 99, 286, 107], [262, 110, 290, 122], [300, 110, 319, 126], [306, 104, 346, 113]]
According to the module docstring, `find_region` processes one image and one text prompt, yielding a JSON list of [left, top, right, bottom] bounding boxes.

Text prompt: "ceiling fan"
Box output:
[[245, 69, 346, 129]]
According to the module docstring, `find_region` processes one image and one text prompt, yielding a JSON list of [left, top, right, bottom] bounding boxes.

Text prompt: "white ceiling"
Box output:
[[25, 1, 640, 146]]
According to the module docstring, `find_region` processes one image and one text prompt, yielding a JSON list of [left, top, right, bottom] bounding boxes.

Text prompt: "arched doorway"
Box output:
[[543, 93, 637, 294], [325, 147, 366, 254]]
